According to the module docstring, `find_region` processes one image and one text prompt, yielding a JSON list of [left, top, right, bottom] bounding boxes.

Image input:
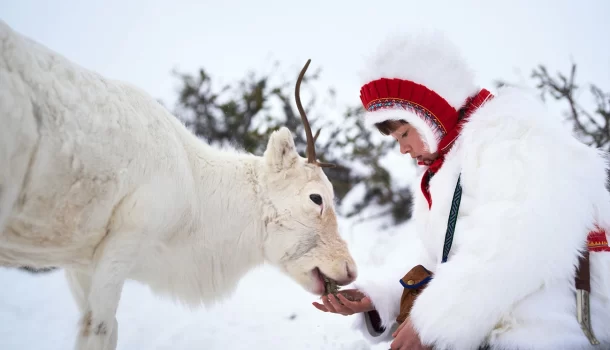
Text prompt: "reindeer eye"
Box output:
[[309, 194, 323, 205]]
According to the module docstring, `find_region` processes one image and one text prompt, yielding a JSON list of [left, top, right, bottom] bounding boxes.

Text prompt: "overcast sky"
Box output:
[[1, 0, 608, 117]]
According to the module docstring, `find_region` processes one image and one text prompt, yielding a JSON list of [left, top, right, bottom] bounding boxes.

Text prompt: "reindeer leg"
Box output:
[[72, 184, 170, 350], [66, 268, 93, 312], [74, 227, 141, 350]]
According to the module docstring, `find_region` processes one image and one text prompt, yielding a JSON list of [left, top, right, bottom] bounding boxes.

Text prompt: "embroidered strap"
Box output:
[[431, 167, 607, 346], [441, 174, 462, 263], [440, 174, 602, 345]]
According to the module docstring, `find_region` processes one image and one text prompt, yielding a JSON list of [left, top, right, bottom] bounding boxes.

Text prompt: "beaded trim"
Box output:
[[588, 228, 610, 252], [366, 98, 447, 141], [588, 238, 610, 252]]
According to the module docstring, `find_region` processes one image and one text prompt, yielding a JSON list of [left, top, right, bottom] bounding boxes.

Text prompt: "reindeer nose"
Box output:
[[339, 261, 357, 285]]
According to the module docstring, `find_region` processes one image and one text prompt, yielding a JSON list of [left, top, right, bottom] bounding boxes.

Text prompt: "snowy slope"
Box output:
[[0, 201, 421, 350]]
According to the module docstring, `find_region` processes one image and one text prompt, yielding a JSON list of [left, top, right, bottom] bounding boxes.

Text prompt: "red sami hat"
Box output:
[[359, 31, 483, 154]]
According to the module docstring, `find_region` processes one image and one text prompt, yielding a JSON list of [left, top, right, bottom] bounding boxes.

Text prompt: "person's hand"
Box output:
[[390, 318, 432, 350], [311, 289, 374, 316]]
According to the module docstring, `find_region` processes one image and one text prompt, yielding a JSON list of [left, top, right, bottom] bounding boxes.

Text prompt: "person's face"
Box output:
[[389, 123, 437, 165]]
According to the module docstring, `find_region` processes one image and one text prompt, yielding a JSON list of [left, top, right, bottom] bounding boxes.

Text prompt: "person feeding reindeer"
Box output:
[[312, 31, 610, 350]]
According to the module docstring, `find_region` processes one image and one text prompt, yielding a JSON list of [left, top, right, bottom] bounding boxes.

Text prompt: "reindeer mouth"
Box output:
[[313, 267, 340, 295]]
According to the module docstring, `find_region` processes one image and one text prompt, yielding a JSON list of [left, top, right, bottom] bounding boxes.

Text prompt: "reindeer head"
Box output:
[[260, 60, 357, 296]]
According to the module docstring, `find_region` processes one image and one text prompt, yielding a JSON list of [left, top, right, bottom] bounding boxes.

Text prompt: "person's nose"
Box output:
[[400, 142, 410, 154]]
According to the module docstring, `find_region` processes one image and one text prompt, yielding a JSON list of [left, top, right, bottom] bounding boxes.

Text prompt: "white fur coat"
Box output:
[[352, 87, 610, 350]]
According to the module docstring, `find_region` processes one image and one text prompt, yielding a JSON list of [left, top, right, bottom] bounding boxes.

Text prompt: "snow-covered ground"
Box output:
[[0, 179, 421, 350], [1, 263, 378, 350]]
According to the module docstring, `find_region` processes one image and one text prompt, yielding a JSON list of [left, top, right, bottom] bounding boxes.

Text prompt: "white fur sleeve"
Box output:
[[351, 232, 433, 342], [350, 271, 403, 343], [409, 118, 606, 349], [352, 310, 398, 343]]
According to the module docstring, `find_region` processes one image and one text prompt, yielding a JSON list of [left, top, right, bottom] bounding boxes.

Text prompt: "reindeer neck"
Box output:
[[148, 125, 270, 305]]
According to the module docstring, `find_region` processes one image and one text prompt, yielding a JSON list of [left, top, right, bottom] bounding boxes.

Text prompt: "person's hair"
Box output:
[[374, 119, 408, 135]]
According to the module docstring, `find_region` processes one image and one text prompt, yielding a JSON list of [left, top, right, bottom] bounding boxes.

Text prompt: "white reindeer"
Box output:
[[0, 21, 357, 350]]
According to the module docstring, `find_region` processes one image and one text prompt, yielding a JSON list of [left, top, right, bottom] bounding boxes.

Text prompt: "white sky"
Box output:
[[1, 0, 609, 118]]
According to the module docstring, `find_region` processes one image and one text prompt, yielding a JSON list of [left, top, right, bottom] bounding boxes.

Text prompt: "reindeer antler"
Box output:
[[295, 59, 336, 168]]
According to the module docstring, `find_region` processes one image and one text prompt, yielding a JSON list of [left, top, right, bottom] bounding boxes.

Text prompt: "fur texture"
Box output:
[[354, 86, 610, 349], [0, 20, 358, 350], [358, 31, 482, 154], [358, 30, 479, 110]]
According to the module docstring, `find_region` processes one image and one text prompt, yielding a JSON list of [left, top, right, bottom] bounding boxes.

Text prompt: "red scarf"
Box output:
[[419, 89, 494, 209]]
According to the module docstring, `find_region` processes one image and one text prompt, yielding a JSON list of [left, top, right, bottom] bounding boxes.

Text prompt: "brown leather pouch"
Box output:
[[396, 264, 433, 324]]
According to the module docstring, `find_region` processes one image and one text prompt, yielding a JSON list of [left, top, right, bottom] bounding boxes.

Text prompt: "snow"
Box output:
[[0, 264, 371, 350], [0, 196, 421, 350]]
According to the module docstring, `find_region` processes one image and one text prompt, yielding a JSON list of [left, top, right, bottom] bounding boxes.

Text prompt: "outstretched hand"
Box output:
[[312, 289, 374, 316]]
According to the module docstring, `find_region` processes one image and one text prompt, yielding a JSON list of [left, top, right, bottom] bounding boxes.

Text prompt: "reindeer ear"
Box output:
[[264, 127, 300, 172]]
